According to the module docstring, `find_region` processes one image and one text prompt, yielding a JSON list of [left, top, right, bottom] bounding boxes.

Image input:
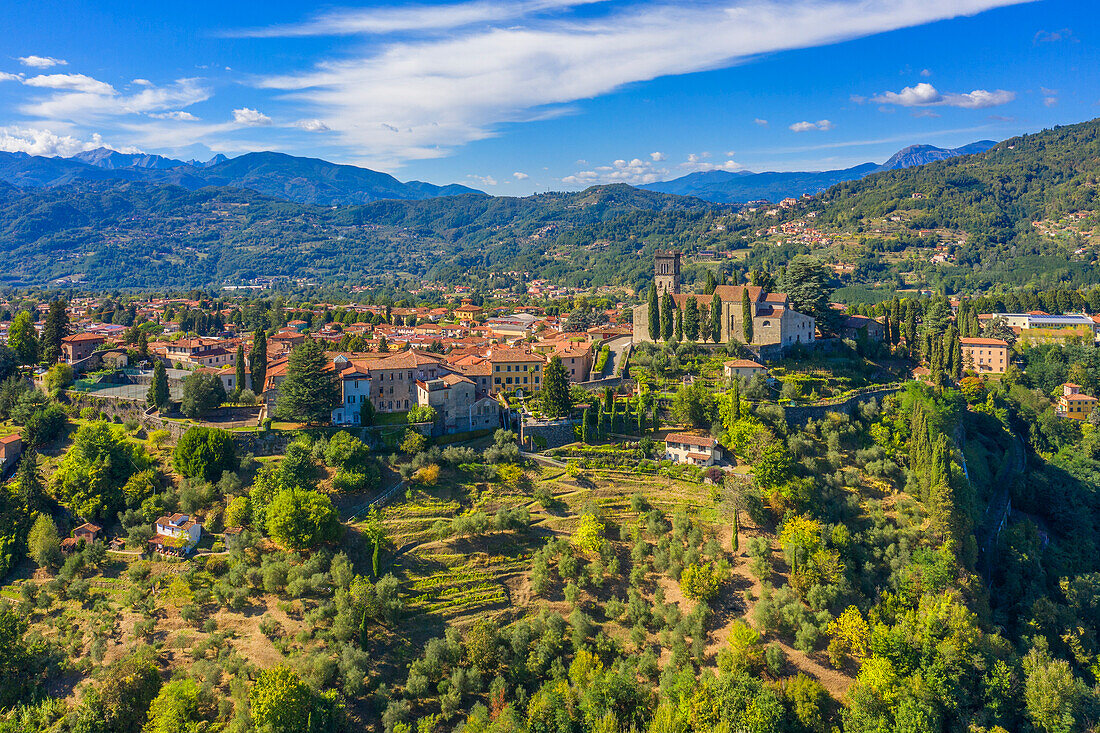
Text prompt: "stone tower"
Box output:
[[654, 250, 681, 295]]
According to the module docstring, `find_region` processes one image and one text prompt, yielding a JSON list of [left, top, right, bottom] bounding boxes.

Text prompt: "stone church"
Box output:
[[632, 251, 816, 348]]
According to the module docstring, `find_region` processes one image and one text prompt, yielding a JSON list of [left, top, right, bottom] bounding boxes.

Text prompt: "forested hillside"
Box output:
[[3, 119, 1100, 293]]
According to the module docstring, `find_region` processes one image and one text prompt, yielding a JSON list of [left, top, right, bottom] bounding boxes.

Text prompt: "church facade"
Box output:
[[632, 251, 816, 348]]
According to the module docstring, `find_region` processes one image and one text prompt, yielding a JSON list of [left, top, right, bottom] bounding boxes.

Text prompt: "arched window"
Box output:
[[762, 320, 771, 327]]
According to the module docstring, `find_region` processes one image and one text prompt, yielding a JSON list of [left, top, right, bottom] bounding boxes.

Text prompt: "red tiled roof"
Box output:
[[724, 359, 764, 369], [960, 338, 1009, 346], [666, 433, 717, 448]]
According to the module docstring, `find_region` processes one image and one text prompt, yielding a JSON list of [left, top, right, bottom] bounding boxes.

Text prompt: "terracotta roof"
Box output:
[[0, 434, 21, 444], [712, 285, 764, 303], [686, 452, 712, 461], [62, 333, 105, 342], [487, 347, 545, 363], [724, 359, 764, 369], [666, 433, 717, 448], [73, 522, 101, 534], [960, 338, 1009, 346]]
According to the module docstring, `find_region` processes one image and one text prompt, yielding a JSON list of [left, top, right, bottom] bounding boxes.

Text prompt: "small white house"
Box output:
[[664, 433, 722, 467], [150, 513, 203, 555], [724, 359, 767, 380]]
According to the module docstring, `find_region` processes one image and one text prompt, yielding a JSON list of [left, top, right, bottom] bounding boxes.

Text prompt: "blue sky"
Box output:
[[0, 0, 1096, 194]]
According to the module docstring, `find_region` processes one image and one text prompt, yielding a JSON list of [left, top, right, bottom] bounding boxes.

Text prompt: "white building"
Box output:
[[664, 433, 722, 467], [151, 513, 203, 554]]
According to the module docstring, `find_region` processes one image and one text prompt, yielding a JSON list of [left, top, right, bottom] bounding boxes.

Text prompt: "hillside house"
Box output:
[[664, 433, 722, 467], [1058, 383, 1098, 421], [150, 513, 203, 555], [62, 333, 106, 363], [0, 434, 22, 474], [960, 337, 1009, 374], [724, 359, 767, 380]]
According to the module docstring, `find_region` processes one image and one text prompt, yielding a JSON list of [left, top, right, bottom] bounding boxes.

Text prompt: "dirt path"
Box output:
[[707, 513, 854, 702]]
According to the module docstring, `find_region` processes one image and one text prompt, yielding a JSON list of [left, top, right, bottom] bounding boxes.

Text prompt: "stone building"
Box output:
[[632, 252, 815, 348]]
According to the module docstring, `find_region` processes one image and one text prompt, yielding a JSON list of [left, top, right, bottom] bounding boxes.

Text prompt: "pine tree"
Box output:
[[250, 330, 268, 395], [41, 301, 70, 364], [710, 293, 722, 344], [235, 344, 247, 395], [541, 356, 571, 418], [647, 284, 659, 341], [683, 299, 700, 341], [741, 290, 754, 343], [660, 292, 674, 341], [147, 359, 170, 410], [274, 339, 341, 424]]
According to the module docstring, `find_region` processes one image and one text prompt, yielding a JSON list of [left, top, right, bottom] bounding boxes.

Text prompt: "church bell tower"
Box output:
[[654, 250, 681, 295]]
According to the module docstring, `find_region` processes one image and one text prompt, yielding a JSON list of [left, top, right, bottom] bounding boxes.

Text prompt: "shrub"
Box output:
[[174, 427, 236, 482]]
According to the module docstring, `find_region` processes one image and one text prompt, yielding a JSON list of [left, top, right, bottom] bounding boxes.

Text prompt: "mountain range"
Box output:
[[0, 149, 485, 206], [639, 140, 997, 203]]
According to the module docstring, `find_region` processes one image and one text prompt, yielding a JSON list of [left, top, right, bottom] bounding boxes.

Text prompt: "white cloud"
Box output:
[[19, 76, 210, 120], [254, 0, 1028, 165], [649, 151, 665, 161], [753, 118, 768, 126], [229, 0, 608, 37], [920, 68, 932, 77], [911, 110, 940, 118], [869, 82, 1015, 109], [789, 119, 833, 132], [467, 174, 498, 186], [563, 151, 742, 186], [18, 55, 67, 69], [295, 118, 330, 131], [0, 126, 139, 157], [0, 72, 21, 82], [513, 171, 529, 179], [149, 110, 199, 121], [24, 73, 115, 95], [232, 107, 273, 126]]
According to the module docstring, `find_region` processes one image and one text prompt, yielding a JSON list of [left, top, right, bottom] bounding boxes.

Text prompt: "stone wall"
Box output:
[[521, 418, 579, 450], [782, 386, 902, 428]]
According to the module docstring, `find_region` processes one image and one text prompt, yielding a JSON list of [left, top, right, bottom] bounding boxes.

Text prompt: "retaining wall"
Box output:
[[522, 419, 579, 449], [782, 386, 902, 427]]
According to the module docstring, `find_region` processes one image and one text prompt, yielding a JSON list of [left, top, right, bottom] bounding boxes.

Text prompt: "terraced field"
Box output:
[[369, 463, 724, 632]]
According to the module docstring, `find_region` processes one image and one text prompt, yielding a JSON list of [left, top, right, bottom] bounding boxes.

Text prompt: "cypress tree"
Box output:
[[41, 300, 70, 364], [683, 298, 700, 341], [904, 300, 918, 348], [636, 395, 646, 435], [581, 406, 589, 443], [660, 292, 674, 341], [596, 403, 606, 441], [710, 293, 722, 344], [731, 381, 741, 422], [250, 330, 268, 395], [741, 290, 753, 343], [235, 344, 247, 394], [647, 284, 659, 341], [673, 305, 683, 341], [147, 359, 169, 410], [705, 270, 717, 295], [541, 356, 571, 418]]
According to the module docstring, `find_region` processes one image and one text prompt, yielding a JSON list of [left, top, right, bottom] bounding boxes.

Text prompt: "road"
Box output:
[[591, 336, 632, 380]]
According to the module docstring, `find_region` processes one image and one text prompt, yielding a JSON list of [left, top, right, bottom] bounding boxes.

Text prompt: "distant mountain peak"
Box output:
[[1, 149, 483, 205], [639, 139, 998, 203]]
